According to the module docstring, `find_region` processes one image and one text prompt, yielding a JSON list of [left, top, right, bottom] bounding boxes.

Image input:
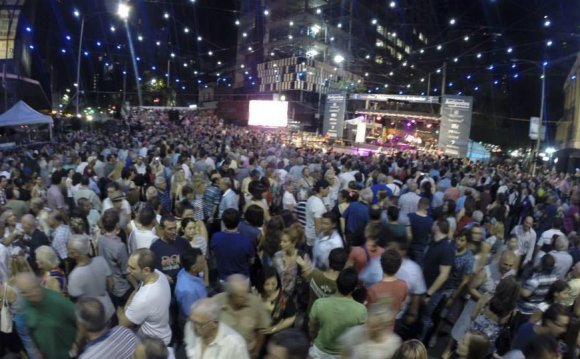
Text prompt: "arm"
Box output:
[[405, 294, 422, 324], [426, 265, 451, 296], [406, 225, 412, 242], [467, 268, 487, 301], [116, 306, 137, 328], [106, 275, 114, 294], [308, 319, 320, 340]]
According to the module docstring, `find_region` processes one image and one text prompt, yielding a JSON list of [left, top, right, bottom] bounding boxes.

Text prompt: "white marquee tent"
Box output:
[[0, 100, 53, 141]]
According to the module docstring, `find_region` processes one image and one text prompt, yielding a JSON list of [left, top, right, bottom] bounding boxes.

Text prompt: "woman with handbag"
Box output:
[[468, 276, 521, 357]]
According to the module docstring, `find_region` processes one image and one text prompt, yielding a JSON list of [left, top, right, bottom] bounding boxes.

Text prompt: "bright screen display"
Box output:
[[248, 100, 288, 127]]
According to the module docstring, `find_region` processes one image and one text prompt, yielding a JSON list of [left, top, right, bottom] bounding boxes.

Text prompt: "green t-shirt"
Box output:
[[307, 269, 338, 313], [310, 296, 367, 355], [23, 288, 77, 359]]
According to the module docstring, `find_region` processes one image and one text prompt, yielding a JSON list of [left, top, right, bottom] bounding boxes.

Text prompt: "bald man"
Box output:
[[213, 275, 270, 358], [21, 214, 49, 272], [184, 298, 249, 359], [15, 273, 77, 359]]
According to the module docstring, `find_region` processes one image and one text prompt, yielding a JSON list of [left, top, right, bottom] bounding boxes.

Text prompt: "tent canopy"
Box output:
[[0, 100, 53, 127]]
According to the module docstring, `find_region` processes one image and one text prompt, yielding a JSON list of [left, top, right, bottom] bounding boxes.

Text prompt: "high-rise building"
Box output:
[[233, 0, 435, 128]]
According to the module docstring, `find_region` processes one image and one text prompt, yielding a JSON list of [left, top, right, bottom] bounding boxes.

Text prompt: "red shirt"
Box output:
[[367, 279, 409, 315], [348, 246, 385, 273]]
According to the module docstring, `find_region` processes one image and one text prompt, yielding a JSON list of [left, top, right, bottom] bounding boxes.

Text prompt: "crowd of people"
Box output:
[[0, 109, 579, 359]]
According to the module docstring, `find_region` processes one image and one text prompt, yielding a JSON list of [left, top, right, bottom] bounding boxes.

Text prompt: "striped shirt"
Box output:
[[517, 272, 558, 315], [79, 326, 138, 359], [294, 200, 307, 227], [203, 185, 221, 220]]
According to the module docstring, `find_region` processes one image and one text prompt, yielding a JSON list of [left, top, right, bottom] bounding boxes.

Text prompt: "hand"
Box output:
[[404, 313, 417, 326], [423, 295, 431, 306], [259, 326, 277, 335], [445, 297, 454, 308]]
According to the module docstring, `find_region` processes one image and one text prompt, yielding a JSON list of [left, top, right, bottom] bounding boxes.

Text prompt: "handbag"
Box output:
[[0, 283, 13, 333], [495, 311, 515, 355]]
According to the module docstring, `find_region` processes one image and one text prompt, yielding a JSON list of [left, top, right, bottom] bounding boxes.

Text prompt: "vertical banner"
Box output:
[[529, 117, 545, 140], [322, 92, 346, 139], [438, 95, 473, 157]]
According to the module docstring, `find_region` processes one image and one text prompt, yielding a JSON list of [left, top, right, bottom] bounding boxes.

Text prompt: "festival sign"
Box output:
[[439, 95, 473, 157]]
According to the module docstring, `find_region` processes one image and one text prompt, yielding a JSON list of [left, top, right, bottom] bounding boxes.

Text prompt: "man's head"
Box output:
[[336, 268, 359, 296], [75, 297, 109, 334], [20, 214, 37, 235], [133, 336, 168, 359], [432, 219, 450, 237], [48, 211, 65, 229], [101, 208, 120, 233], [154, 177, 167, 191], [77, 197, 91, 216], [523, 216, 534, 231], [313, 179, 330, 197], [418, 197, 430, 211], [380, 248, 402, 276], [218, 177, 232, 192], [320, 212, 338, 236], [498, 251, 517, 275], [554, 235, 569, 252], [160, 215, 177, 242], [266, 329, 310, 359], [182, 248, 205, 275], [222, 208, 240, 230], [189, 298, 220, 341], [244, 205, 265, 228], [541, 303, 570, 338], [523, 335, 560, 359], [138, 205, 156, 227], [328, 247, 348, 272], [540, 254, 556, 275], [67, 236, 91, 260], [225, 274, 250, 309], [14, 272, 43, 304], [128, 248, 156, 282]]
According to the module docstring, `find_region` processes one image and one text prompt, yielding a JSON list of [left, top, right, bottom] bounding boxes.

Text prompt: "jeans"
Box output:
[[14, 313, 39, 359], [420, 289, 452, 341]]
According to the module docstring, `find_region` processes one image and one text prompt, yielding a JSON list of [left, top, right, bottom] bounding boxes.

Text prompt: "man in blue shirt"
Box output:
[[175, 248, 208, 318], [210, 209, 255, 281]]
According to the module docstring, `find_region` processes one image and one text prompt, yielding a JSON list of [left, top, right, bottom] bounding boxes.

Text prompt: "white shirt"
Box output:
[[511, 225, 537, 264], [282, 191, 297, 210], [125, 270, 172, 345], [313, 230, 344, 269], [128, 224, 158, 254], [537, 229, 565, 247], [338, 171, 357, 190], [395, 258, 427, 319], [305, 195, 326, 246], [398, 192, 421, 226], [184, 321, 249, 359]]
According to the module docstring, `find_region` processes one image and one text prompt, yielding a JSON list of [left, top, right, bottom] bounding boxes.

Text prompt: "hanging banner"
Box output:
[[529, 117, 546, 140], [438, 95, 473, 157], [322, 92, 347, 139], [349, 93, 440, 104]]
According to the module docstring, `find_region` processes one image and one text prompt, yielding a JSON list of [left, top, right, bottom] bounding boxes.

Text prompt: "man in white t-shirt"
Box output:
[[128, 206, 158, 254], [305, 180, 330, 251], [389, 239, 426, 325], [118, 248, 172, 346]]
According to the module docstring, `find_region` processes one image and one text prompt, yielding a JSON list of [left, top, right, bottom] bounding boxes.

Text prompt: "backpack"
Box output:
[[358, 246, 383, 288]]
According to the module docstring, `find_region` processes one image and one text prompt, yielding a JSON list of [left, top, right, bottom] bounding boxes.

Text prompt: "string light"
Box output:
[[464, 35, 469, 41], [437, 45, 442, 51], [235, 20, 240, 26], [389, 1, 396, 8], [546, 40, 552, 46], [449, 18, 456, 25]]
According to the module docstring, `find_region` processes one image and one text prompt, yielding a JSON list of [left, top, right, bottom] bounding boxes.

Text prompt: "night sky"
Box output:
[[23, 0, 580, 146]]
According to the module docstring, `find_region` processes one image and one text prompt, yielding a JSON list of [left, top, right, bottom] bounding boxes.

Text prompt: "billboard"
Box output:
[[438, 95, 473, 157], [322, 92, 347, 138], [248, 100, 288, 127]]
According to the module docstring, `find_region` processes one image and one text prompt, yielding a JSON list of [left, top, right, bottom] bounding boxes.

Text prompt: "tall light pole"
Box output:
[[118, 2, 143, 107], [74, 11, 85, 117], [511, 58, 547, 176]]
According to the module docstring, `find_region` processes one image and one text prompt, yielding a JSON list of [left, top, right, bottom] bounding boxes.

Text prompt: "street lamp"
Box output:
[[511, 58, 546, 176], [117, 3, 130, 20], [117, 3, 143, 107]]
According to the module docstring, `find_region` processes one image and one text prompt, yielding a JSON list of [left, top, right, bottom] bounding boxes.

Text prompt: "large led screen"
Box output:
[[248, 100, 288, 127]]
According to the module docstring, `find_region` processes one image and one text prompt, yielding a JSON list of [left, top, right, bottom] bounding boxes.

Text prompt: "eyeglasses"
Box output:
[[192, 320, 214, 329]]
